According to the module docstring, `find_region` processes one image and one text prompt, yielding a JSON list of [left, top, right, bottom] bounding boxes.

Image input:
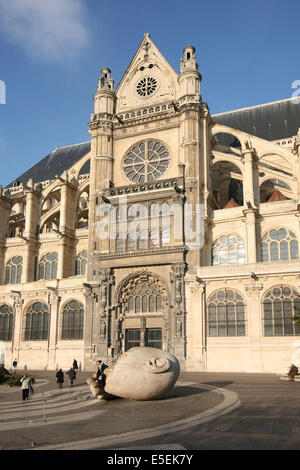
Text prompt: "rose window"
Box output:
[[136, 76, 157, 97], [123, 140, 170, 183]]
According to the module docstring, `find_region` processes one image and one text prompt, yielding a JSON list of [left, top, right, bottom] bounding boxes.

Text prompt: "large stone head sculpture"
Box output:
[[104, 347, 180, 400]]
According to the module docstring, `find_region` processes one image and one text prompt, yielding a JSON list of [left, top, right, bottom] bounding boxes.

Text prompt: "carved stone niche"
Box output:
[[98, 268, 115, 318], [170, 263, 187, 316]]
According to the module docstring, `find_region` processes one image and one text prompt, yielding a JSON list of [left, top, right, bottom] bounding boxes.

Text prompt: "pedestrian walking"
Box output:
[[12, 359, 17, 376], [73, 359, 78, 371], [20, 374, 32, 401], [288, 363, 298, 382], [66, 367, 76, 387], [56, 369, 64, 389]]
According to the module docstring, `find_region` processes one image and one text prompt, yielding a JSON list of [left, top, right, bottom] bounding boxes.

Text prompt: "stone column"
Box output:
[[47, 289, 61, 370], [97, 268, 115, 360], [23, 181, 41, 282], [242, 143, 259, 207], [11, 294, 24, 365], [83, 284, 99, 370], [58, 176, 77, 279], [244, 280, 264, 371], [185, 276, 206, 371], [170, 263, 187, 360], [243, 208, 258, 264]]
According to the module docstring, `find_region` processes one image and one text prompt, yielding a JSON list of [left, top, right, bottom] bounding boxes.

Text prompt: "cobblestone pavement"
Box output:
[[1, 370, 299, 450]]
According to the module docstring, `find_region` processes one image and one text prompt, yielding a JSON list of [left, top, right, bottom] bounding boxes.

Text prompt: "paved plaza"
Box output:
[[0, 370, 299, 450]]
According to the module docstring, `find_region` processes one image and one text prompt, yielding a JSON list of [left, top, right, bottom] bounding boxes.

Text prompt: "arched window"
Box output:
[[25, 302, 49, 340], [38, 252, 58, 280], [0, 305, 14, 341], [263, 286, 300, 336], [137, 230, 147, 250], [161, 227, 170, 246], [207, 289, 246, 336], [5, 256, 23, 285], [212, 235, 246, 265], [76, 250, 87, 276], [261, 229, 298, 262], [127, 283, 163, 314], [228, 179, 243, 206], [126, 233, 135, 251], [116, 234, 124, 252], [61, 300, 84, 340]]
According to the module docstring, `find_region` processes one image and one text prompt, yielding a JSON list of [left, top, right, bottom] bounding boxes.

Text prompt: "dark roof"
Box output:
[[8, 142, 91, 187], [212, 98, 300, 141]]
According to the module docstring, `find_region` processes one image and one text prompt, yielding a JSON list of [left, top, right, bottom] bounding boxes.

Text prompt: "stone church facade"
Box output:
[[1, 34, 300, 372]]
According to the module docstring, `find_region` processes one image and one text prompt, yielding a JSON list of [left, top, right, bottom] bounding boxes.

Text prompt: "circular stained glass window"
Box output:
[[136, 76, 157, 97], [123, 140, 170, 183]]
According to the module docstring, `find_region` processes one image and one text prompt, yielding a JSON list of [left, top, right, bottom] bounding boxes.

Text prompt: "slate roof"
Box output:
[[212, 97, 300, 141], [8, 141, 91, 187]]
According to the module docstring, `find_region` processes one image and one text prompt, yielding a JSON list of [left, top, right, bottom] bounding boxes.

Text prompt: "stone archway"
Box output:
[[116, 271, 170, 353]]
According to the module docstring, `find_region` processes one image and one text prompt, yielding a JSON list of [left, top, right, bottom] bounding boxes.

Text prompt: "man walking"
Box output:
[[20, 374, 32, 401]]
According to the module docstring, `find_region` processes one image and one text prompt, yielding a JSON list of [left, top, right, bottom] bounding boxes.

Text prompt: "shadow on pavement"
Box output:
[[201, 381, 234, 388]]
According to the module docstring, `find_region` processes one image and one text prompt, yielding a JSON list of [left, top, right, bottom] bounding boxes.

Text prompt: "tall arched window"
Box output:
[[207, 289, 246, 336], [38, 252, 58, 280], [0, 305, 14, 341], [5, 256, 23, 285], [212, 235, 246, 265], [76, 250, 87, 276], [263, 286, 300, 336], [261, 229, 298, 262], [61, 300, 84, 339], [25, 302, 49, 340]]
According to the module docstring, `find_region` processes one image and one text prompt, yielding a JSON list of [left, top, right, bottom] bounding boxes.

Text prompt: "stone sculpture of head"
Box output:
[[104, 347, 180, 400]]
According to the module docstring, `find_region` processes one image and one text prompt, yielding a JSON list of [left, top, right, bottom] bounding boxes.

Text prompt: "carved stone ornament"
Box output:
[[170, 263, 186, 315], [244, 281, 264, 294]]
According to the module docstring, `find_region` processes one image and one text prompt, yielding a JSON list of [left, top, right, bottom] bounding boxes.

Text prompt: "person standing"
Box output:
[[96, 360, 107, 387], [20, 374, 32, 401], [73, 359, 78, 372], [12, 359, 17, 376], [56, 369, 64, 389], [66, 367, 76, 387]]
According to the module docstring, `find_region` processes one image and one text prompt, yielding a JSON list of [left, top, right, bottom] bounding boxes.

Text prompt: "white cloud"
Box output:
[[0, 0, 90, 63]]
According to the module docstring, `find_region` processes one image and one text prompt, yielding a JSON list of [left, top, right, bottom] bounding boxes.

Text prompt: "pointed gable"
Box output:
[[116, 33, 179, 113], [223, 198, 240, 208], [267, 190, 289, 202]]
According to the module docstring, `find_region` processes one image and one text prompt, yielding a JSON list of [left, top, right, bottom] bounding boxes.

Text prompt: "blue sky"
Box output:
[[0, 0, 299, 186]]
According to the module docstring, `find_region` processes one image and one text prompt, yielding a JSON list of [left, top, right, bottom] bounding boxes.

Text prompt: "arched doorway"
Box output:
[[116, 271, 169, 353]]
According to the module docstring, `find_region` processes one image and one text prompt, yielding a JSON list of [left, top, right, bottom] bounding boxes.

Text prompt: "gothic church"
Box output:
[[1, 33, 300, 373]]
